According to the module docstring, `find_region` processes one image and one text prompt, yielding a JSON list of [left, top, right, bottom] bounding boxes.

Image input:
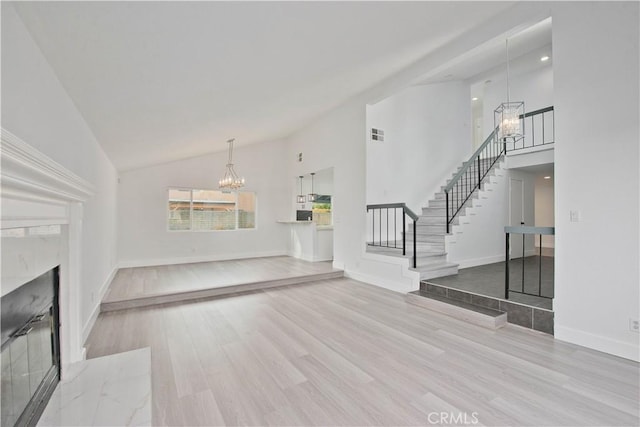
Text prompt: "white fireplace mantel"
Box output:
[[1, 128, 95, 367]]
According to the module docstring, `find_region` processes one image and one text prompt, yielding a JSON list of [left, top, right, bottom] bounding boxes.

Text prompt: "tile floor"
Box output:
[[429, 255, 554, 309]]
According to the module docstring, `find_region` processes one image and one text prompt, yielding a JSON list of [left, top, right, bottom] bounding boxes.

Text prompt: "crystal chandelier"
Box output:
[[494, 38, 524, 143], [218, 138, 245, 191], [308, 172, 317, 202]]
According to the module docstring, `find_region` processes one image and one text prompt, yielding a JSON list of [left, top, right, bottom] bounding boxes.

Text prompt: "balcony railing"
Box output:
[[504, 225, 555, 300]]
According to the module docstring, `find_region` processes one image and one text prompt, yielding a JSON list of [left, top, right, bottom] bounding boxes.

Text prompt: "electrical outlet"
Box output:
[[630, 319, 639, 333]]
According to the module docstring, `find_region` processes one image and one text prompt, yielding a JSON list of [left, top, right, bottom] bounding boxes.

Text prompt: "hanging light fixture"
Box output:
[[494, 38, 525, 144], [297, 176, 306, 203], [218, 138, 245, 191], [308, 172, 317, 202]]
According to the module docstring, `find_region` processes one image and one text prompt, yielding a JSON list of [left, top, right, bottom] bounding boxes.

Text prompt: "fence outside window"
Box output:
[[168, 188, 256, 231]]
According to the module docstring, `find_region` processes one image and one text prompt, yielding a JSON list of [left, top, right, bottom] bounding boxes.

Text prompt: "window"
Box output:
[[168, 188, 256, 231], [312, 195, 332, 226]]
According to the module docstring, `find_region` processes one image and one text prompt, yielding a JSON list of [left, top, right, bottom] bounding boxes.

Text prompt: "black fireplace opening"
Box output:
[[1, 266, 61, 427]]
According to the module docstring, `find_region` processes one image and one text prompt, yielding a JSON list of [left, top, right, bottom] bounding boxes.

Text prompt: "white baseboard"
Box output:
[[332, 260, 345, 270], [525, 248, 538, 257], [82, 265, 118, 344], [555, 324, 640, 362], [117, 250, 288, 269]]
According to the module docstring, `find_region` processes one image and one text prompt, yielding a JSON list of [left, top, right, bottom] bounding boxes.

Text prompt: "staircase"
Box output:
[[367, 106, 556, 329], [407, 157, 504, 279], [367, 128, 506, 280]]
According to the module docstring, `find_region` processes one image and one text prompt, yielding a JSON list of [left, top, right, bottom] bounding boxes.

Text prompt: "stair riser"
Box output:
[[416, 255, 448, 266], [404, 233, 445, 243], [411, 230, 452, 237], [420, 265, 459, 280], [421, 207, 446, 216], [367, 244, 435, 253], [418, 217, 445, 225], [413, 225, 446, 234], [405, 293, 507, 330], [414, 218, 459, 227]]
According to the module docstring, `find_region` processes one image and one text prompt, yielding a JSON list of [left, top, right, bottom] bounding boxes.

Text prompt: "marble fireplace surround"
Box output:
[[1, 128, 95, 372]]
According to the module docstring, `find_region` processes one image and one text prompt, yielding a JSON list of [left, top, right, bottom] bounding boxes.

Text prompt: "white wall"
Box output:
[[1, 5, 119, 341], [366, 82, 472, 214], [286, 100, 366, 266], [535, 174, 555, 248], [287, 98, 424, 291], [552, 2, 639, 361], [447, 166, 536, 268], [482, 63, 554, 137], [117, 140, 290, 266]]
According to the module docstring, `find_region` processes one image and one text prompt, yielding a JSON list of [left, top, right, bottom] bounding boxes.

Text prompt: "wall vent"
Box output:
[[371, 128, 385, 142]]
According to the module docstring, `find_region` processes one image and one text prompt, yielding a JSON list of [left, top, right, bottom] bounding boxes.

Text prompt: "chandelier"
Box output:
[[494, 38, 525, 143], [308, 172, 317, 202], [297, 176, 306, 203], [218, 138, 245, 191]]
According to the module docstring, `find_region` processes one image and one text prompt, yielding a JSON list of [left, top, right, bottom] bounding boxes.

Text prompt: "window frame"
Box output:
[[167, 187, 257, 232]]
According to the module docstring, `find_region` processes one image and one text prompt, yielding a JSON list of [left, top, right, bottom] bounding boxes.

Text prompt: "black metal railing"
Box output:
[[509, 106, 555, 151], [444, 106, 555, 234], [504, 226, 555, 300], [444, 128, 504, 234], [366, 203, 418, 268]]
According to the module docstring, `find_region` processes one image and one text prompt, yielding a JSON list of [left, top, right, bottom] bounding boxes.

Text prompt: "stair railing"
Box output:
[[366, 203, 418, 268], [444, 106, 555, 234], [444, 128, 503, 234]]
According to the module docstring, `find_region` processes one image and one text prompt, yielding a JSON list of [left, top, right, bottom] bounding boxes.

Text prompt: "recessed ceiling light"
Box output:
[[472, 97, 478, 101], [544, 176, 551, 179], [541, 56, 550, 62]]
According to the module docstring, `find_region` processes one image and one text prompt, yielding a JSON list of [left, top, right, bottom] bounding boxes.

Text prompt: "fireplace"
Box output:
[[1, 267, 61, 427], [2, 129, 96, 364]]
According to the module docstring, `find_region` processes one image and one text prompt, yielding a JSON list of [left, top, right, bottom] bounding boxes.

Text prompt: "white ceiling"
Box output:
[[11, 1, 517, 171], [415, 17, 552, 87]]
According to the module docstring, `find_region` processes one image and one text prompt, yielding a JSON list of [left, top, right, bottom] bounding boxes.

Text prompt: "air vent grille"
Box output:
[[371, 128, 385, 142]]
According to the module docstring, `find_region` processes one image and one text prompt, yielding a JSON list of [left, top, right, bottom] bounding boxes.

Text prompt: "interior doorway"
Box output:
[[509, 178, 525, 258]]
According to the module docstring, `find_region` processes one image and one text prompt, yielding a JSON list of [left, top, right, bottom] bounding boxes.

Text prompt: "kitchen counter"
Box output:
[[277, 220, 333, 262]]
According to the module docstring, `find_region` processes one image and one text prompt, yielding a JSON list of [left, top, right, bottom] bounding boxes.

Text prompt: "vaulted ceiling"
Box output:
[[11, 1, 516, 171]]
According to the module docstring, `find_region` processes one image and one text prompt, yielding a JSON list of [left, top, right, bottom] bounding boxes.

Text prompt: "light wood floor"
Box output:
[[87, 278, 640, 426], [103, 256, 337, 303]]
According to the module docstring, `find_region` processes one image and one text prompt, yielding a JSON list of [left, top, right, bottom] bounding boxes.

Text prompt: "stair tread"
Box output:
[[366, 248, 446, 257]]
